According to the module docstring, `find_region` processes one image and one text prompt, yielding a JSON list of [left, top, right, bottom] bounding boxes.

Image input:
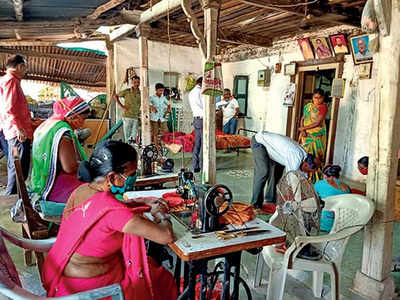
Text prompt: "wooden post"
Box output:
[[136, 25, 151, 146], [202, 0, 219, 184], [106, 39, 116, 128], [352, 2, 398, 299]]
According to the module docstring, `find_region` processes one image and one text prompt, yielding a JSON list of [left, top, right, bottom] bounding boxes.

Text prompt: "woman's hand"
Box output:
[[150, 199, 169, 222]]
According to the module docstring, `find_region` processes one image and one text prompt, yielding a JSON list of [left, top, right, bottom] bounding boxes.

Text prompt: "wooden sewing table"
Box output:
[[135, 172, 178, 189], [124, 189, 286, 300]]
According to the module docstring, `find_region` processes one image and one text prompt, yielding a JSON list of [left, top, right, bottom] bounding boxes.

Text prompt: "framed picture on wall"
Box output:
[[357, 63, 372, 79], [310, 37, 333, 59], [350, 34, 373, 64], [297, 38, 314, 60], [329, 34, 349, 55], [284, 63, 296, 76]]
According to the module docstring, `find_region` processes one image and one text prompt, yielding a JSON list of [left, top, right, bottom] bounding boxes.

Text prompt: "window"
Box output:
[[233, 75, 249, 116]]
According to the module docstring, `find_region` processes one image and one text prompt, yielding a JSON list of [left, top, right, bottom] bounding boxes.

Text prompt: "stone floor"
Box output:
[[0, 150, 399, 299]]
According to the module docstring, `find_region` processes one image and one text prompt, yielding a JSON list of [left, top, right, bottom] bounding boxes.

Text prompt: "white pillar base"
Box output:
[[352, 270, 396, 300]]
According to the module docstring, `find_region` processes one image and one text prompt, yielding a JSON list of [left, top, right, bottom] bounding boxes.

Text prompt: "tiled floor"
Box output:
[[0, 151, 399, 299]]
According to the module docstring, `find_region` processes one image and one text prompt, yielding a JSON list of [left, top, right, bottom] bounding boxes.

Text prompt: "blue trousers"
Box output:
[[0, 131, 8, 159], [223, 118, 238, 135], [192, 118, 203, 170], [6, 138, 31, 195]]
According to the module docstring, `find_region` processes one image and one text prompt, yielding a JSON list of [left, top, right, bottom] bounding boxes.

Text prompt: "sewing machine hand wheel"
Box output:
[[142, 144, 159, 162], [204, 184, 233, 216]]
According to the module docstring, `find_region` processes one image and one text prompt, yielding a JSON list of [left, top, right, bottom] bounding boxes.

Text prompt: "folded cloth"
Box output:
[[220, 202, 256, 225]]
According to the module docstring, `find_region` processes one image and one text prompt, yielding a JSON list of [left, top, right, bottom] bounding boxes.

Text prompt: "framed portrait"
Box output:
[[357, 63, 372, 79], [297, 38, 314, 60], [350, 34, 373, 64], [310, 37, 333, 59], [284, 63, 296, 76], [329, 34, 349, 55]]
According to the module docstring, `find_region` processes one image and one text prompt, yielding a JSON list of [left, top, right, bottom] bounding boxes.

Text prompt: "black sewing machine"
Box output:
[[141, 144, 158, 176], [174, 173, 233, 233]]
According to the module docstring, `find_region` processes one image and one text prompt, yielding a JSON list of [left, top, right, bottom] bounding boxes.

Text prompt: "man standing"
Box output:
[[149, 83, 170, 150], [0, 55, 33, 195], [251, 130, 319, 211], [188, 77, 203, 173], [114, 75, 141, 143], [221, 89, 239, 135]]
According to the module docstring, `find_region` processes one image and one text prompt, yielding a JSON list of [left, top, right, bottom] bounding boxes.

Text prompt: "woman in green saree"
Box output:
[[29, 97, 90, 208]]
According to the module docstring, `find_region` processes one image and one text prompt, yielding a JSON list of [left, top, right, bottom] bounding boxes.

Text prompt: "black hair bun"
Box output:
[[78, 161, 93, 182]]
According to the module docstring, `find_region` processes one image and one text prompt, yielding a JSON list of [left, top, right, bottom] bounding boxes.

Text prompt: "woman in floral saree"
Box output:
[[42, 140, 177, 300], [298, 89, 328, 181]]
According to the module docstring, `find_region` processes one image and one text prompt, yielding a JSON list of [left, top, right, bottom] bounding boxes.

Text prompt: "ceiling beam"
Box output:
[[109, 24, 136, 42], [12, 0, 23, 22], [0, 48, 106, 65], [238, 0, 358, 26], [0, 36, 107, 46], [139, 0, 182, 24], [87, 0, 127, 20]]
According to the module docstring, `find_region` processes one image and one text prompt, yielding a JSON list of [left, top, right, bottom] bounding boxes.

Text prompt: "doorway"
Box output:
[[286, 62, 343, 164]]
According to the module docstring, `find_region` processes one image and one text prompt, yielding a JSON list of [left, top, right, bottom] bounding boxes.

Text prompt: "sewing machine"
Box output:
[[140, 144, 159, 176], [174, 171, 233, 233]]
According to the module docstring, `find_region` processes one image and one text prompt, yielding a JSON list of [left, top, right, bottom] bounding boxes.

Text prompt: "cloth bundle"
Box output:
[[216, 135, 251, 150], [220, 202, 256, 225], [162, 192, 184, 208]]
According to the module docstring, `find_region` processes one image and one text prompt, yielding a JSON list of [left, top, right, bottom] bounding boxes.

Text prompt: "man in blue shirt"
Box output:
[[150, 83, 170, 150]]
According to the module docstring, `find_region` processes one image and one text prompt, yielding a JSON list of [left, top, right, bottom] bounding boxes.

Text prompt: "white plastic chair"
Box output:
[[254, 194, 375, 300], [0, 226, 124, 300]]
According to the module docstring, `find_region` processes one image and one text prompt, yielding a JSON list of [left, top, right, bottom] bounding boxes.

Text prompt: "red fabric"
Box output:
[[162, 192, 184, 207], [42, 192, 177, 300], [0, 69, 33, 140], [51, 97, 88, 120], [179, 276, 223, 300], [318, 104, 328, 117], [351, 188, 366, 196], [162, 131, 250, 152], [262, 203, 276, 214]]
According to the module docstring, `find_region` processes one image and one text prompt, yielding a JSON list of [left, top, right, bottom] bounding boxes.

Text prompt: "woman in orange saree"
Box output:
[[42, 140, 177, 300]]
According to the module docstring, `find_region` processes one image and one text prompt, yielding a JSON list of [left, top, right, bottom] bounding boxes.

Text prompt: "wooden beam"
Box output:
[[136, 25, 152, 146], [0, 36, 107, 46], [203, 0, 219, 185], [109, 24, 136, 42], [12, 0, 23, 22], [0, 48, 105, 65], [139, 0, 182, 24], [238, 0, 357, 26], [105, 40, 116, 128], [87, 0, 127, 20], [181, 0, 207, 58], [352, 2, 397, 299]]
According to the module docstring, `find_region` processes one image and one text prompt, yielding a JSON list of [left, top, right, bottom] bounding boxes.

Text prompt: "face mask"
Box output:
[[360, 168, 368, 175], [111, 173, 137, 194]]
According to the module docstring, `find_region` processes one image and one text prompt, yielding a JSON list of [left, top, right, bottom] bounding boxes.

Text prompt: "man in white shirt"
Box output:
[[221, 89, 239, 135], [251, 131, 319, 210], [188, 77, 203, 173]]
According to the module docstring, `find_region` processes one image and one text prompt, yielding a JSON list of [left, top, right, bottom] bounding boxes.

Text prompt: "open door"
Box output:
[[286, 62, 343, 164]]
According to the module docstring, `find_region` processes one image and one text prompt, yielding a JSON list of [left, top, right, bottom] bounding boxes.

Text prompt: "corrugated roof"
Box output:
[[0, 45, 106, 90]]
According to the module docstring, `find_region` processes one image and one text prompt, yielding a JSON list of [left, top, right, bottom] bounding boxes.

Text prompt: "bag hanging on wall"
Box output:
[[202, 61, 224, 97], [283, 82, 296, 106]]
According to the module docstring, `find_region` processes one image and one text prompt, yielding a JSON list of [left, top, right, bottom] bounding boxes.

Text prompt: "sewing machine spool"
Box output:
[[142, 144, 159, 176], [199, 184, 233, 233]]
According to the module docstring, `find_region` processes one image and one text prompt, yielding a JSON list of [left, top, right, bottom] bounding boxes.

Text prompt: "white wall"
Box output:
[[221, 28, 375, 182], [114, 38, 203, 133]]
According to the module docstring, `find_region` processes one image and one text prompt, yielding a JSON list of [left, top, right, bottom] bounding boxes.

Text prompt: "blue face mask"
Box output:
[[111, 173, 137, 195]]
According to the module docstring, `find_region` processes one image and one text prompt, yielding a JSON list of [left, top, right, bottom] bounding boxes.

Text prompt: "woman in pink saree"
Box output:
[[42, 140, 178, 299]]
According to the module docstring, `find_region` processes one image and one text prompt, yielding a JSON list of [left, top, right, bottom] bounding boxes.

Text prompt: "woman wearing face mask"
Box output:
[[358, 156, 369, 175], [42, 140, 177, 299], [29, 97, 90, 205]]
